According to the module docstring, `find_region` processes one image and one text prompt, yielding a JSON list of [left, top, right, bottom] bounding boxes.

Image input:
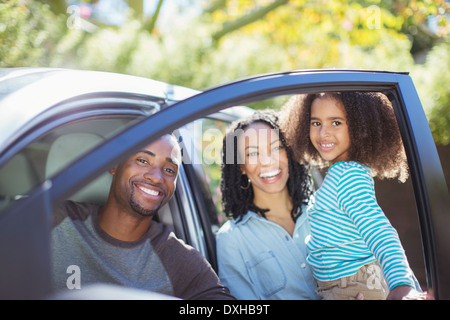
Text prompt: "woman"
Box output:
[[216, 109, 320, 300]]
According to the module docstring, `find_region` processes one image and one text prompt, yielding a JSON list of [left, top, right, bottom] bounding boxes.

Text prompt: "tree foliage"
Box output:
[[412, 41, 450, 145], [0, 0, 448, 144], [0, 0, 66, 67]]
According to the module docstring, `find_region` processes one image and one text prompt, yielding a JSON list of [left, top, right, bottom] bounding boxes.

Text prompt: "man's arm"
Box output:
[[151, 224, 235, 300]]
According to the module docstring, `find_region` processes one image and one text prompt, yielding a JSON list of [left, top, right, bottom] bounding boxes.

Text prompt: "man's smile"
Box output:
[[134, 182, 164, 198]]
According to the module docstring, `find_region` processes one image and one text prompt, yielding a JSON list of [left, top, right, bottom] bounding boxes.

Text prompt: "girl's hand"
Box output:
[[386, 285, 434, 300]]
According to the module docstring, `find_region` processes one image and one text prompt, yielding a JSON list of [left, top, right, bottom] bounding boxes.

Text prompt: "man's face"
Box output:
[[109, 135, 181, 218]]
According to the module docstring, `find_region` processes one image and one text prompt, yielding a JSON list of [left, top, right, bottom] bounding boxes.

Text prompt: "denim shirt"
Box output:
[[216, 210, 320, 300]]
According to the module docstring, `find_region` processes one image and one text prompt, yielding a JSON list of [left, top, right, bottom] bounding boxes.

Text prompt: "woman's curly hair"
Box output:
[[220, 109, 313, 222], [280, 92, 409, 182]]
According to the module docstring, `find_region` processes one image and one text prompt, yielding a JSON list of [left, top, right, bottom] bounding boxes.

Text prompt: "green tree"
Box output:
[[204, 0, 448, 55], [412, 41, 450, 144], [1, 0, 448, 144], [0, 0, 67, 67]]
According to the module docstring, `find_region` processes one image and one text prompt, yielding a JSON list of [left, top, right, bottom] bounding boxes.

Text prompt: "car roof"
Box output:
[[0, 68, 200, 152]]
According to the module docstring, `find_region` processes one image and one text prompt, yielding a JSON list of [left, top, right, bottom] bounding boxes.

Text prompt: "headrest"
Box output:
[[0, 153, 36, 196], [45, 133, 112, 205]]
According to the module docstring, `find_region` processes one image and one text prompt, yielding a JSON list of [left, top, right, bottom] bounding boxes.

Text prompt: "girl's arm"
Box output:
[[337, 165, 416, 291]]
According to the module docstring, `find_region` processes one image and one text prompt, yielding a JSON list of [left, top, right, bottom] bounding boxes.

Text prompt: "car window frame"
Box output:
[[1, 70, 448, 299], [178, 114, 248, 272]]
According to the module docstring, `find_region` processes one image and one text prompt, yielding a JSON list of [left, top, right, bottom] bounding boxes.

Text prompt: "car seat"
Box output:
[[0, 153, 38, 211]]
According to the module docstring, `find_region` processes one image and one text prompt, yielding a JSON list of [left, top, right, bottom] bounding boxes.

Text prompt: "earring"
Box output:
[[241, 177, 251, 190]]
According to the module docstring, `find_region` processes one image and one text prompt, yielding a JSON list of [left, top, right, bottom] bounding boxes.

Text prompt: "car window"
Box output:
[[199, 118, 230, 230], [0, 116, 142, 214], [175, 93, 428, 289], [199, 91, 428, 290], [175, 118, 229, 234]]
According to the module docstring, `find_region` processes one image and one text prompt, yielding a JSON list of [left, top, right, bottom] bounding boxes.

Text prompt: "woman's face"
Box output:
[[238, 122, 290, 196]]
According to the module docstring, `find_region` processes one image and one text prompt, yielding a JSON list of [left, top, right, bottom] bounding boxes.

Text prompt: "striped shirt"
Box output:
[[306, 161, 416, 290]]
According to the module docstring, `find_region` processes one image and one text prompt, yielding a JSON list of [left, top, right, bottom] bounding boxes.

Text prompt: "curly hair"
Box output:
[[280, 92, 409, 182], [220, 109, 313, 222]]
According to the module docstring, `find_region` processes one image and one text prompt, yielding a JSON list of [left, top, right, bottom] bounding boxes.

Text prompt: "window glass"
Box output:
[[200, 118, 230, 229], [177, 117, 230, 234], [0, 116, 141, 214], [203, 91, 427, 290]]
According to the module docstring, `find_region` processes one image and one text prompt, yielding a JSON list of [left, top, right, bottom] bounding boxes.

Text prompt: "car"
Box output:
[[0, 68, 448, 300]]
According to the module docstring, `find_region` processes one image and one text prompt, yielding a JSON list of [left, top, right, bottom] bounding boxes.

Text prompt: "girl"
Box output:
[[216, 110, 319, 299], [281, 92, 429, 300]]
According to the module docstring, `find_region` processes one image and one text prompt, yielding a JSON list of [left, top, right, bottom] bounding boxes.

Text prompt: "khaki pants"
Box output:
[[316, 262, 389, 300]]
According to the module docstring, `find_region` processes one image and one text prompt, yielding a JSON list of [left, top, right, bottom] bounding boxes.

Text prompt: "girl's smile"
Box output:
[[317, 142, 336, 152]]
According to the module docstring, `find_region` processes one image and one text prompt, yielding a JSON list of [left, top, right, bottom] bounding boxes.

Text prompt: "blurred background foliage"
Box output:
[[0, 0, 449, 144]]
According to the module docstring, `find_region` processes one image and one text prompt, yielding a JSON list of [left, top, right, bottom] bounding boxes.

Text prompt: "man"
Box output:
[[51, 134, 234, 300]]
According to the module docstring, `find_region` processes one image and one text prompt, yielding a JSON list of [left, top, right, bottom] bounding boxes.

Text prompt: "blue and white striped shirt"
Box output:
[[306, 161, 416, 290], [217, 210, 320, 300]]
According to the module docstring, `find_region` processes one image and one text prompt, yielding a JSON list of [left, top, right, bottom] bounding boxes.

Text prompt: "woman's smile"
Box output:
[[238, 122, 290, 196], [259, 168, 282, 183]]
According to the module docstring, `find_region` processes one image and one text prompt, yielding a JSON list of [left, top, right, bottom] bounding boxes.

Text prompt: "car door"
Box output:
[[1, 70, 449, 299]]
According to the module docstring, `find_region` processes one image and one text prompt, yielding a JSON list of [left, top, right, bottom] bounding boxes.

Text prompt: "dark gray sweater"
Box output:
[[51, 201, 234, 300]]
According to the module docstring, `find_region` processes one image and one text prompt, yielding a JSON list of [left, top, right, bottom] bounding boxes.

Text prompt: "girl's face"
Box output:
[[309, 96, 351, 165], [238, 122, 290, 196]]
